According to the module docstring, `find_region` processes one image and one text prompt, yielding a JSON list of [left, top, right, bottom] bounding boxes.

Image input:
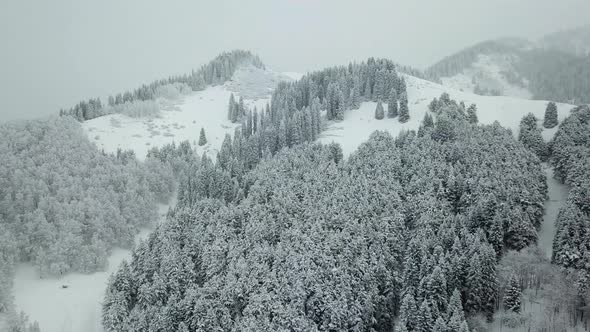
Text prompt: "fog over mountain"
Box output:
[[1, 0, 589, 121]]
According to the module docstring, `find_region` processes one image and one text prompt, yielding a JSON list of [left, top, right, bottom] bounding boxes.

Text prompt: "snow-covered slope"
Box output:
[[319, 74, 574, 156], [440, 53, 532, 99], [83, 67, 292, 160], [539, 24, 590, 57]]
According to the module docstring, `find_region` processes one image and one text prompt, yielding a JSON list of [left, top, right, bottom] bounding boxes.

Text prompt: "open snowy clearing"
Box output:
[[12, 202, 172, 332], [320, 74, 573, 156], [82, 70, 288, 160], [440, 53, 533, 99], [538, 164, 570, 259], [83, 86, 265, 161]]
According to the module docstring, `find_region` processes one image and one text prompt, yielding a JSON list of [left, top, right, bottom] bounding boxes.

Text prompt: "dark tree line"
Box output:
[[551, 105, 590, 325], [103, 93, 546, 331], [60, 50, 265, 121], [518, 113, 549, 161]]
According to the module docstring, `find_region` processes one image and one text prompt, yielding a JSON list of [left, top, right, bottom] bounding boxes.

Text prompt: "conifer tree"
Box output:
[[428, 266, 448, 314], [388, 88, 398, 118], [467, 104, 478, 124], [399, 92, 410, 123], [375, 100, 385, 120], [398, 293, 418, 331], [433, 317, 448, 332], [198, 128, 207, 146], [228, 93, 236, 121], [503, 274, 522, 313], [543, 101, 558, 128], [416, 300, 434, 332]]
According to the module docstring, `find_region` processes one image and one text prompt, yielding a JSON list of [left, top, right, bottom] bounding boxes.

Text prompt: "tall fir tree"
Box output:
[[228, 93, 236, 121], [543, 101, 558, 128], [198, 128, 207, 146], [399, 92, 410, 123], [467, 104, 478, 124], [388, 88, 398, 118], [375, 100, 385, 120], [416, 299, 434, 332], [503, 274, 522, 313]]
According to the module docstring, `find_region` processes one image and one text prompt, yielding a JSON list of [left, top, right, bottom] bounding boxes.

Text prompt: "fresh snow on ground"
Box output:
[[538, 164, 569, 259], [224, 65, 294, 99], [281, 71, 305, 81], [320, 74, 573, 156], [440, 54, 533, 99], [83, 68, 281, 160], [12, 201, 172, 332]]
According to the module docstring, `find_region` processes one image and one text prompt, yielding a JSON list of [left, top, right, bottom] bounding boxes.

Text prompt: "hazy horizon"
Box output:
[[1, 0, 589, 122]]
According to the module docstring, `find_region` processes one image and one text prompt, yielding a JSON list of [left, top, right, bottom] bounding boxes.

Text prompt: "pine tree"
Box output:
[[433, 317, 448, 332], [375, 100, 385, 120], [543, 101, 558, 128], [253, 108, 258, 134], [388, 88, 398, 118], [503, 274, 522, 313], [238, 96, 245, 117], [198, 128, 207, 146], [467, 104, 478, 124], [428, 266, 448, 314], [398, 293, 418, 331], [416, 299, 434, 332], [336, 91, 346, 121], [399, 92, 410, 123], [447, 288, 465, 320], [518, 113, 548, 161], [465, 253, 483, 314]]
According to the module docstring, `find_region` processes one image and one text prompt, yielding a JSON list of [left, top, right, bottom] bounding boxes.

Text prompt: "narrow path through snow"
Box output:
[[12, 199, 174, 332], [538, 163, 569, 259]]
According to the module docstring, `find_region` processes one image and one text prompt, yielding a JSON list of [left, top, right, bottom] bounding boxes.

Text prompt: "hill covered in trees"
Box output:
[[0, 117, 178, 323], [551, 105, 590, 322], [425, 32, 590, 104], [60, 50, 265, 121], [102, 94, 547, 331]]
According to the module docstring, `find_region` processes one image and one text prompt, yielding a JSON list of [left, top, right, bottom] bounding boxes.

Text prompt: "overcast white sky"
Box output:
[[1, 0, 589, 121]]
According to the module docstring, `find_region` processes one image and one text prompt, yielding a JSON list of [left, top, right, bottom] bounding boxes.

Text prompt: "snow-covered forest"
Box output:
[[426, 37, 590, 104], [2, 24, 590, 330], [102, 93, 550, 331], [0, 117, 177, 330]]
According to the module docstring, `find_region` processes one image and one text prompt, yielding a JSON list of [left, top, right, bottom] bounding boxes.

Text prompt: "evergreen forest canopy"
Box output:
[[0, 117, 176, 316], [103, 94, 548, 331], [551, 105, 590, 299]]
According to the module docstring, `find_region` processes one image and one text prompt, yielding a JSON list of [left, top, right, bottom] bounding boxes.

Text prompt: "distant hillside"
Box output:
[[60, 50, 265, 121], [426, 28, 590, 104], [540, 25, 590, 57]]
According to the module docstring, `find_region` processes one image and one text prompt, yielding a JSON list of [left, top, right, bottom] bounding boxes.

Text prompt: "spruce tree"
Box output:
[[416, 300, 434, 332], [433, 317, 448, 332], [428, 266, 448, 314], [543, 101, 558, 128], [375, 100, 385, 120], [228, 93, 236, 121], [519, 113, 548, 161], [399, 92, 410, 123], [388, 88, 398, 118], [398, 293, 418, 331], [198, 128, 207, 146], [467, 104, 478, 124], [503, 274, 522, 313]]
